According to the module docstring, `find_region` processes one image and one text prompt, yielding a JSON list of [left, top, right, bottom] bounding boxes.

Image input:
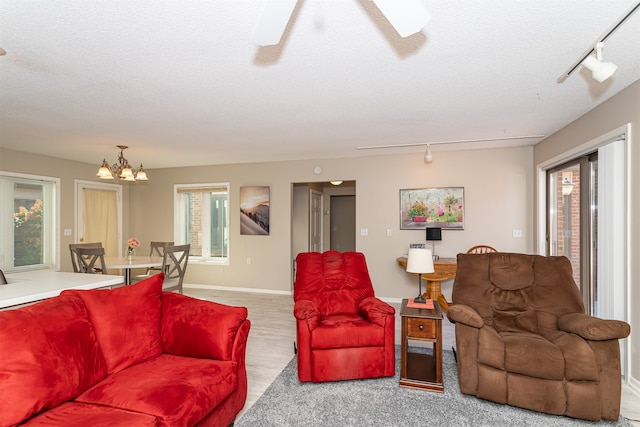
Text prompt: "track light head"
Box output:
[[581, 42, 617, 83], [424, 144, 433, 163]]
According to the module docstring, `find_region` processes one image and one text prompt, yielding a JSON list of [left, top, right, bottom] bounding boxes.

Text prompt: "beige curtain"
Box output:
[[84, 189, 118, 257]]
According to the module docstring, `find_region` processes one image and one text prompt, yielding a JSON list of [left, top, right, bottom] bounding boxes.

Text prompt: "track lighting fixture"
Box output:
[[580, 42, 617, 83], [424, 144, 433, 164], [557, 2, 639, 84]]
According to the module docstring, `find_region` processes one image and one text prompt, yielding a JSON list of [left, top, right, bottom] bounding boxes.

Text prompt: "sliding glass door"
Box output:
[[547, 153, 598, 315]]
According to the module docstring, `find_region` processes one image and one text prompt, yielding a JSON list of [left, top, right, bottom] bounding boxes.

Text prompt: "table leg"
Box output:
[[426, 280, 450, 312], [124, 269, 131, 286]]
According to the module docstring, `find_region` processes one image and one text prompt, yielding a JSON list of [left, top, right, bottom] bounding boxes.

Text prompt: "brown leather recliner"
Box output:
[[447, 252, 630, 421]]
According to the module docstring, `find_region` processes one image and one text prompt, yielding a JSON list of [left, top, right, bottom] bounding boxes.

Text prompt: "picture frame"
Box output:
[[240, 186, 270, 235], [400, 187, 464, 230]]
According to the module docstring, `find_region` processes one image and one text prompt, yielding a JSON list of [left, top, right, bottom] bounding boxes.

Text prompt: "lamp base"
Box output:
[[414, 294, 427, 303]]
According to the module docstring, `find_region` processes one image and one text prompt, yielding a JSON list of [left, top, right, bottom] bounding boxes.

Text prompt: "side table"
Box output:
[[399, 298, 444, 392]]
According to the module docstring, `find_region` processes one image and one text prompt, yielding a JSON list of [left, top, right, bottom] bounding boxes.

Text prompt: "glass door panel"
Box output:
[[547, 154, 598, 315]]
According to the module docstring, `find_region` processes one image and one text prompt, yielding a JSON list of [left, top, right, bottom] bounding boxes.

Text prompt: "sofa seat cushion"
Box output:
[[21, 402, 157, 427], [501, 332, 564, 380], [311, 315, 384, 349], [0, 294, 107, 427], [75, 354, 238, 427], [63, 274, 164, 374]]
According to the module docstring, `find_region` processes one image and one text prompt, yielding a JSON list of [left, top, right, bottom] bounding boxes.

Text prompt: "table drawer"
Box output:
[[407, 318, 436, 339]]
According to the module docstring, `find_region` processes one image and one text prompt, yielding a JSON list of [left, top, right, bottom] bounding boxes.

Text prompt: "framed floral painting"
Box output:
[[400, 187, 464, 230]]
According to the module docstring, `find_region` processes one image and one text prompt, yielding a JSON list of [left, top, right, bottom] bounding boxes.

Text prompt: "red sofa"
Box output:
[[0, 274, 250, 427]]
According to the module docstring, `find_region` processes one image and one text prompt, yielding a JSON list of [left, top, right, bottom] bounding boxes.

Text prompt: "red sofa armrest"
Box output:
[[359, 297, 395, 327], [160, 292, 249, 361]]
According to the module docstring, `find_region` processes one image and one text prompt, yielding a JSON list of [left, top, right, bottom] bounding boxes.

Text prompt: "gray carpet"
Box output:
[[236, 348, 632, 427]]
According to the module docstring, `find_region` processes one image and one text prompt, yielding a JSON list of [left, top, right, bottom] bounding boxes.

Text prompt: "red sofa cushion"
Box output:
[[161, 292, 248, 360], [75, 354, 238, 427], [20, 402, 157, 427], [62, 274, 163, 374], [0, 294, 107, 427]]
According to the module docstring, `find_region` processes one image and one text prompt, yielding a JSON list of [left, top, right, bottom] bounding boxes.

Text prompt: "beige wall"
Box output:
[[129, 146, 533, 300], [533, 80, 639, 391], [1, 145, 533, 295]]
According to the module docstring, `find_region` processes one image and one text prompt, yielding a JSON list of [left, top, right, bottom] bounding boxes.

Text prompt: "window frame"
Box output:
[[0, 171, 60, 272], [173, 182, 230, 265]]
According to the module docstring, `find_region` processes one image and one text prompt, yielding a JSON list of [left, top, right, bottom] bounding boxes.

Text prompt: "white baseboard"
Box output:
[[628, 374, 640, 397], [183, 283, 292, 296], [184, 283, 408, 303]]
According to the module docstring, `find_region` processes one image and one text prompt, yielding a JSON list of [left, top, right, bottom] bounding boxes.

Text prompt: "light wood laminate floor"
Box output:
[[185, 287, 640, 425]]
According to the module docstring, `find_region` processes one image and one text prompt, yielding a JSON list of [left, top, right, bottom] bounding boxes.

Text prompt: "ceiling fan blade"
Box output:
[[252, 0, 299, 46], [372, 0, 430, 37]]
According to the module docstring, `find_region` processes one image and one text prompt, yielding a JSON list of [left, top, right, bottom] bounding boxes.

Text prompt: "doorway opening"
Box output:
[[291, 181, 356, 289]]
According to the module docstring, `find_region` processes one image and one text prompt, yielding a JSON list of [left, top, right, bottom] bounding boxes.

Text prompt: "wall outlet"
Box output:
[[512, 229, 523, 238], [360, 228, 368, 236], [246, 258, 251, 265], [64, 229, 72, 236]]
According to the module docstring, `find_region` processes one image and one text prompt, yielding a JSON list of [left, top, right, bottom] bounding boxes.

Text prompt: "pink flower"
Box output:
[[127, 237, 140, 250]]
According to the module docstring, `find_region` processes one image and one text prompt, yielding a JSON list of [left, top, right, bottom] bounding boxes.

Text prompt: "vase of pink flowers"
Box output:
[[126, 237, 140, 261]]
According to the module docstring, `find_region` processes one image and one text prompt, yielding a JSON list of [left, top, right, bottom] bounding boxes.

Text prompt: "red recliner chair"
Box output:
[[293, 251, 396, 382]]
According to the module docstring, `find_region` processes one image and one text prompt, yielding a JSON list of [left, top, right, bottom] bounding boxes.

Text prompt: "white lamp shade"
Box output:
[[406, 248, 434, 274], [581, 55, 618, 83]]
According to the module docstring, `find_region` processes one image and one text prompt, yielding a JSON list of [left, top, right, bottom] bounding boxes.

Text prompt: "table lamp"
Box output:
[[406, 248, 435, 303]]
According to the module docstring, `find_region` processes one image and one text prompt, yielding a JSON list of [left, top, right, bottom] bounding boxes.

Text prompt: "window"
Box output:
[[0, 172, 58, 271], [174, 183, 229, 264]]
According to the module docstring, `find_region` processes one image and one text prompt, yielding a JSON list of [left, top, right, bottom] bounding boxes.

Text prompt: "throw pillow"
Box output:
[[62, 274, 163, 374]]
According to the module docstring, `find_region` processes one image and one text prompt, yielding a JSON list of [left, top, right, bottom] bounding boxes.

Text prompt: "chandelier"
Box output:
[[96, 145, 148, 181]]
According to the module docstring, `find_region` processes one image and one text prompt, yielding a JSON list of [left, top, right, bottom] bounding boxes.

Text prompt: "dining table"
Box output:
[[104, 256, 164, 286]]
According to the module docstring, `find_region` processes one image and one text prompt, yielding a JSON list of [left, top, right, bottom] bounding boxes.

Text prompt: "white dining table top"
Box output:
[[1, 269, 124, 309], [104, 256, 164, 269]]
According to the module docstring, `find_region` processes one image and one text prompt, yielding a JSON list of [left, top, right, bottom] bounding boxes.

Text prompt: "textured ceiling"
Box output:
[[1, 0, 639, 169]]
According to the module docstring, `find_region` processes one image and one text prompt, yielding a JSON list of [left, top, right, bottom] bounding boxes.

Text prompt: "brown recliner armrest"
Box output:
[[558, 312, 630, 341], [447, 304, 484, 328]]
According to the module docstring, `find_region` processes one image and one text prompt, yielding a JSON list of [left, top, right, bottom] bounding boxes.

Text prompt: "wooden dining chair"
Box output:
[[74, 247, 108, 274], [147, 241, 174, 273], [69, 242, 103, 273], [161, 244, 190, 293], [130, 241, 174, 283], [466, 245, 498, 254]]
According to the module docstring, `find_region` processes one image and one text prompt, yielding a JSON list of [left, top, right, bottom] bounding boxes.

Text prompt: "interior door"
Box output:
[[76, 180, 122, 257], [309, 189, 322, 252], [330, 195, 355, 251]]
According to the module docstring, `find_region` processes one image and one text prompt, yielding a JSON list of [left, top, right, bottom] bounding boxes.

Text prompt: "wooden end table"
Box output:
[[399, 298, 444, 392]]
